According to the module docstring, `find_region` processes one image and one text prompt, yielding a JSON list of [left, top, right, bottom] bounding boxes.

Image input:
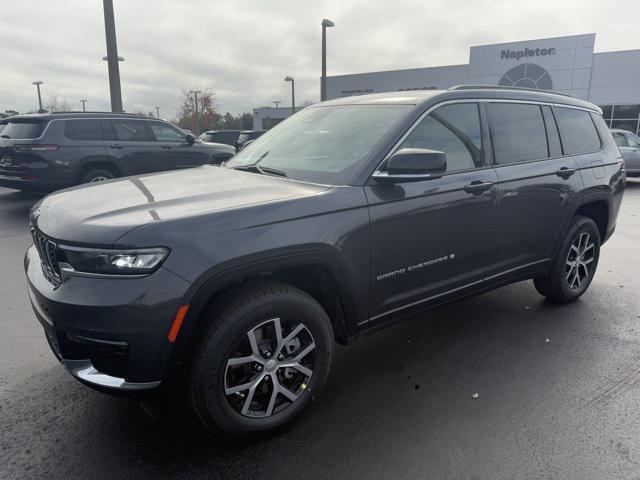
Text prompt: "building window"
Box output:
[[597, 104, 640, 134]]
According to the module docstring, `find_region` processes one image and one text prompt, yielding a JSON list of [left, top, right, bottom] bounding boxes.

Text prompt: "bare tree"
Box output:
[[45, 95, 73, 112]]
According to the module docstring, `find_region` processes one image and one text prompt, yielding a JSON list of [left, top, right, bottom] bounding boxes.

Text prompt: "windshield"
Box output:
[[226, 104, 412, 184], [1, 119, 47, 139]]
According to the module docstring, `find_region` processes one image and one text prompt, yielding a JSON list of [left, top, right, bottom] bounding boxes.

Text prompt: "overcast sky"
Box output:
[[1, 0, 639, 118]]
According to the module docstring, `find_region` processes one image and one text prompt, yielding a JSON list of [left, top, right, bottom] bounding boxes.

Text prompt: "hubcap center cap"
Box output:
[[265, 359, 277, 372]]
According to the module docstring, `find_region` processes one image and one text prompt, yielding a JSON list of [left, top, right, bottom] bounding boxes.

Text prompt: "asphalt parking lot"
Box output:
[[1, 180, 640, 480]]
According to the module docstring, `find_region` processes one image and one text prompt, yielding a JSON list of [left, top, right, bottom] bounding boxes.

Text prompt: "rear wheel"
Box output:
[[80, 169, 116, 184], [534, 215, 600, 303], [190, 280, 333, 438]]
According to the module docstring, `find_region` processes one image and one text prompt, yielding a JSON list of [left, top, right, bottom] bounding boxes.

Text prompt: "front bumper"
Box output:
[[25, 245, 192, 392]]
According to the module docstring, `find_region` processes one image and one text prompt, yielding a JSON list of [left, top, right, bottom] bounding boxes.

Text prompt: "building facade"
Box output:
[[326, 34, 640, 134]]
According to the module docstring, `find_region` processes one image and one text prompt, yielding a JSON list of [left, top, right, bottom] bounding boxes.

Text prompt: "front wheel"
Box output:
[[534, 215, 600, 303], [190, 280, 333, 438]]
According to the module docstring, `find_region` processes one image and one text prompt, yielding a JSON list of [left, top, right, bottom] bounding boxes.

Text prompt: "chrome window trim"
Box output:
[[372, 98, 602, 176]]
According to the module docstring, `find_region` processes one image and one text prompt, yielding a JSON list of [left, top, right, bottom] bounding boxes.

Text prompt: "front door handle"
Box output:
[[108, 145, 123, 150], [556, 167, 576, 179], [464, 181, 493, 195], [161, 145, 173, 150]]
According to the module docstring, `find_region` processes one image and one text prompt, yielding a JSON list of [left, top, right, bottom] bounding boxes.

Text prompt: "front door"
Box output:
[[103, 118, 161, 176], [147, 121, 209, 170], [365, 102, 498, 323]]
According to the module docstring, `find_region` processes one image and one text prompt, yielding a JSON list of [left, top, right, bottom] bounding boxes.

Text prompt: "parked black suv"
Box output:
[[0, 112, 235, 192], [25, 87, 625, 437], [199, 130, 241, 148], [236, 129, 265, 150]]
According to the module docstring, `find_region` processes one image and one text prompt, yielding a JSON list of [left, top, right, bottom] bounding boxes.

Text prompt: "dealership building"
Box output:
[[323, 33, 640, 134]]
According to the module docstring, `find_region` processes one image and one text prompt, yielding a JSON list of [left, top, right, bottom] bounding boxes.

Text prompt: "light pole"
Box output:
[[103, 0, 123, 112], [155, 106, 160, 118], [80, 99, 87, 112], [273, 100, 282, 108], [321, 18, 334, 101], [32, 81, 45, 113], [284, 76, 295, 116], [189, 90, 202, 135]]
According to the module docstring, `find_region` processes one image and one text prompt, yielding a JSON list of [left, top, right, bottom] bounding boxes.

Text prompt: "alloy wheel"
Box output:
[[224, 318, 316, 418], [565, 232, 595, 289]]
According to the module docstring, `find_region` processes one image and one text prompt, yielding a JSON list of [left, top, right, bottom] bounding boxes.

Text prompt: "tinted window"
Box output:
[[612, 132, 628, 147], [627, 133, 640, 148], [554, 107, 601, 155], [398, 103, 482, 172], [610, 120, 639, 134], [109, 119, 150, 141], [541, 105, 562, 157], [1, 120, 46, 139], [148, 122, 185, 142], [600, 105, 613, 119], [612, 104, 640, 120], [488, 103, 548, 164], [64, 119, 103, 141]]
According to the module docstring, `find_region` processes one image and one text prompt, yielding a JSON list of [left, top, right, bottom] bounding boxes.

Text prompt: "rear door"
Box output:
[[623, 132, 640, 173], [366, 101, 499, 322], [146, 120, 209, 170], [62, 119, 108, 182], [103, 118, 160, 175], [487, 102, 584, 277]]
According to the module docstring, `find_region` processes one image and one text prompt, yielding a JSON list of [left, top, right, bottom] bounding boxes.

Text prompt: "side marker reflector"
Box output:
[[168, 305, 189, 343]]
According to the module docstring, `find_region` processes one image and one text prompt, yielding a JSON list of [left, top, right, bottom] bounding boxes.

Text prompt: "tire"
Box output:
[[79, 168, 116, 184], [534, 215, 600, 303], [190, 280, 333, 438]]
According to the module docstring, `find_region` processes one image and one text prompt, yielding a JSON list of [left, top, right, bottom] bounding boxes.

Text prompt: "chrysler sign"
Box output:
[[501, 47, 556, 60]]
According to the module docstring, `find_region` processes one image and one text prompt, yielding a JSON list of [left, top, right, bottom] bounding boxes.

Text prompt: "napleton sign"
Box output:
[[501, 47, 556, 60]]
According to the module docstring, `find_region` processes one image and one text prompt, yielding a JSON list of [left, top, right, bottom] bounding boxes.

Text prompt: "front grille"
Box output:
[[31, 228, 61, 283]]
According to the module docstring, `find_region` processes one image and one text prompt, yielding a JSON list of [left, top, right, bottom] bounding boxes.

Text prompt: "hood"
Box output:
[[33, 166, 330, 245]]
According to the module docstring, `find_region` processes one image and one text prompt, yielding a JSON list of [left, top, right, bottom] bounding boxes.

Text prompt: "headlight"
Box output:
[[58, 246, 169, 276]]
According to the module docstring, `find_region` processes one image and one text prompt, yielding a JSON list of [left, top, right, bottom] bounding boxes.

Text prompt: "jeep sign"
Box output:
[[501, 47, 556, 60]]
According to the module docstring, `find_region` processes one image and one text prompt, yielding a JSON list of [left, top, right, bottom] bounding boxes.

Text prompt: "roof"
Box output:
[[316, 86, 600, 112], [4, 111, 148, 121]]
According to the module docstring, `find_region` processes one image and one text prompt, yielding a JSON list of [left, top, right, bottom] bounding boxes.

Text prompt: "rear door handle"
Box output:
[[464, 181, 493, 195], [109, 145, 123, 150], [556, 167, 576, 179], [161, 145, 173, 150]]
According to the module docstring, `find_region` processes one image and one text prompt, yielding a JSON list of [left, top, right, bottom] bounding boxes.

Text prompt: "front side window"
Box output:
[[108, 119, 150, 142], [488, 103, 548, 165], [554, 107, 601, 155], [226, 104, 412, 184], [148, 122, 185, 142], [397, 103, 483, 172], [64, 119, 102, 141]]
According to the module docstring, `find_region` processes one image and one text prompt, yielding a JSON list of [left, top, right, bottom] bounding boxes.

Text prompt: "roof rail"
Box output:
[[48, 111, 145, 115], [448, 85, 572, 98]]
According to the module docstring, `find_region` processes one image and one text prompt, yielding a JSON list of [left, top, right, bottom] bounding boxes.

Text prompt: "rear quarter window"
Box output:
[[554, 107, 601, 155]]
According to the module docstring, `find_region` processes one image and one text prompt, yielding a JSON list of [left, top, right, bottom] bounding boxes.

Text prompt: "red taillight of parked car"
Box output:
[[13, 144, 59, 152]]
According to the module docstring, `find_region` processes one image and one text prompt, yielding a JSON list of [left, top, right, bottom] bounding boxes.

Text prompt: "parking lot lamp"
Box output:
[[80, 99, 87, 112], [102, 0, 123, 112], [155, 106, 160, 118], [284, 76, 295, 115], [321, 19, 334, 101], [273, 100, 282, 108], [189, 90, 202, 135], [32, 81, 45, 113]]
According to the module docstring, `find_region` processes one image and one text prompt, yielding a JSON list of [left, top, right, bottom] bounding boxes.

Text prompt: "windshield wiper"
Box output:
[[231, 164, 287, 178]]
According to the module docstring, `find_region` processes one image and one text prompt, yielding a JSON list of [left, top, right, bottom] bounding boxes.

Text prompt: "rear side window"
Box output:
[[64, 120, 103, 141], [398, 102, 483, 172], [626, 133, 640, 148], [107, 119, 150, 141], [488, 103, 548, 164], [554, 107, 601, 155], [1, 120, 46, 139], [612, 132, 628, 147]]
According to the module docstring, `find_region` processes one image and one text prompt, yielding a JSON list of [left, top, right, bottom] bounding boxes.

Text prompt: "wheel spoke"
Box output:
[[227, 355, 258, 367], [566, 264, 576, 282], [583, 243, 594, 254], [278, 383, 300, 402], [294, 342, 315, 362], [241, 381, 260, 416], [575, 268, 582, 287], [277, 323, 305, 355], [225, 377, 258, 395], [583, 257, 593, 265], [272, 318, 284, 351], [247, 328, 260, 356], [283, 362, 313, 377], [265, 377, 279, 416]]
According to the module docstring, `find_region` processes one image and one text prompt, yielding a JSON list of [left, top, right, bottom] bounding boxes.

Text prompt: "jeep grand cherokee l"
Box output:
[[25, 86, 625, 437], [0, 112, 235, 192]]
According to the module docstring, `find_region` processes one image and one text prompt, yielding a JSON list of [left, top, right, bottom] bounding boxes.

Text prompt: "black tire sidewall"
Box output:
[[191, 285, 333, 437]]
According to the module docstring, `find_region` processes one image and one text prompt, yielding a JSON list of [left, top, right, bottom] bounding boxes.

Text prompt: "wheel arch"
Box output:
[[169, 250, 363, 367], [76, 159, 122, 183]]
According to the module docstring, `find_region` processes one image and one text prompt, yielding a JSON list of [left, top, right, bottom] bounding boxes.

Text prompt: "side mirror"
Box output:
[[185, 133, 196, 145], [373, 148, 447, 183]]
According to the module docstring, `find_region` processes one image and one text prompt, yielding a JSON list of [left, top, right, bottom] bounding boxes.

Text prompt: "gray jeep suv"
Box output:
[[0, 112, 235, 192], [25, 86, 625, 437]]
